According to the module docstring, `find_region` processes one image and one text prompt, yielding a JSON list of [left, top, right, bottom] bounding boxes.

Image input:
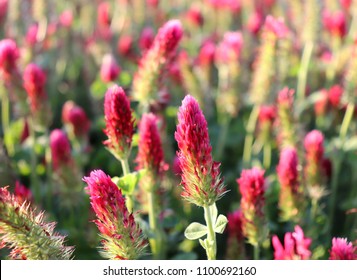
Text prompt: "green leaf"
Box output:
[[199, 239, 206, 249], [344, 136, 357, 152], [214, 214, 228, 234], [90, 78, 108, 100], [184, 222, 208, 240], [112, 169, 147, 195]]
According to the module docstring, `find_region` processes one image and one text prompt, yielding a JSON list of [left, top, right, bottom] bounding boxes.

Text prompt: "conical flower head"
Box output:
[[132, 20, 183, 104], [103, 85, 134, 160], [83, 170, 146, 260], [277, 147, 299, 192], [0, 39, 19, 78], [62, 101, 90, 138], [272, 225, 311, 260], [136, 113, 166, 191], [329, 237, 357, 260], [100, 54, 121, 83], [50, 129, 72, 171], [175, 95, 225, 206]]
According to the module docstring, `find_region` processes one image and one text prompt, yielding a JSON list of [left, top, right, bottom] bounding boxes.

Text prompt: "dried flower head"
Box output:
[[329, 237, 357, 260], [272, 226, 311, 260], [0, 187, 74, 259], [175, 95, 225, 206], [83, 170, 146, 260]]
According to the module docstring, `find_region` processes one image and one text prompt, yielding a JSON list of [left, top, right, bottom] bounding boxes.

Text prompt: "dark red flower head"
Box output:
[[100, 54, 121, 83], [50, 129, 72, 171], [103, 85, 134, 160], [175, 95, 225, 206], [329, 237, 357, 260], [62, 101, 90, 137], [0, 39, 20, 77]]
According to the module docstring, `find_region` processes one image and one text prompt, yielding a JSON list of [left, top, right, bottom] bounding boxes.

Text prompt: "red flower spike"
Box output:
[[136, 113, 166, 180], [50, 129, 73, 171], [23, 63, 47, 114], [227, 209, 244, 242], [100, 54, 121, 83], [304, 130, 324, 163], [329, 238, 357, 260], [0, 39, 19, 78], [264, 16, 289, 38], [277, 147, 299, 192], [62, 101, 90, 138], [258, 105, 276, 124], [175, 95, 225, 206], [103, 85, 134, 160], [323, 10, 347, 38], [83, 170, 146, 260], [215, 32, 243, 64], [272, 226, 312, 260]]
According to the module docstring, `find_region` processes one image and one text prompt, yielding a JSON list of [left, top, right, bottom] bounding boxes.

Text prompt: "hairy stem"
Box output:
[[297, 41, 314, 103], [243, 106, 260, 168], [120, 158, 133, 213], [204, 204, 217, 260]]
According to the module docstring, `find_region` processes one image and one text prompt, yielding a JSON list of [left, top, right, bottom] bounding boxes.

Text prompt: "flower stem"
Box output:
[[120, 158, 133, 213], [243, 106, 260, 168], [263, 141, 271, 170], [0, 84, 14, 155], [215, 117, 230, 161], [339, 103, 355, 141], [45, 129, 53, 211], [253, 243, 260, 260], [204, 204, 217, 260], [297, 41, 314, 103], [28, 118, 40, 205], [148, 190, 164, 259]]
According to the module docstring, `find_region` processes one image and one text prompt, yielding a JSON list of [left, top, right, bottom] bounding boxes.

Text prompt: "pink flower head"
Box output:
[[197, 40, 216, 67], [328, 85, 344, 108], [323, 10, 347, 38], [172, 156, 182, 176], [97, 1, 111, 28], [133, 20, 183, 103], [263, 16, 289, 38], [186, 6, 204, 27], [103, 85, 134, 160], [14, 181, 32, 204], [329, 237, 357, 260], [154, 19, 183, 57], [62, 101, 90, 137], [59, 10, 73, 28], [0, 39, 19, 77], [175, 95, 225, 206], [314, 89, 329, 116], [139, 27, 155, 52], [83, 170, 146, 260], [0, 0, 8, 23], [23, 63, 47, 113], [258, 105, 276, 124], [50, 129, 72, 171], [247, 11, 263, 35], [100, 54, 121, 83], [215, 32, 243, 64], [272, 226, 312, 260], [277, 87, 295, 107], [227, 209, 244, 241], [136, 113, 166, 177], [25, 24, 39, 47], [340, 0, 352, 10], [207, 0, 241, 12], [304, 130, 324, 162], [277, 147, 299, 192], [237, 167, 265, 216], [117, 35, 134, 58]]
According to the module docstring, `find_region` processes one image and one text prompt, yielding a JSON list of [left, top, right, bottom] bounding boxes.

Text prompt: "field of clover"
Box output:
[[0, 0, 356, 260]]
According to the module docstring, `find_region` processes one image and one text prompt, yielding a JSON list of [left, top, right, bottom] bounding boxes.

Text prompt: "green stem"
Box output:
[[120, 158, 133, 213], [297, 41, 314, 103], [328, 160, 341, 238], [243, 106, 260, 168], [45, 129, 53, 211], [339, 103, 355, 141], [28, 118, 40, 205], [148, 191, 163, 259], [263, 141, 271, 170], [1, 85, 14, 155], [215, 117, 230, 161], [253, 243, 260, 260], [204, 204, 217, 260]]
